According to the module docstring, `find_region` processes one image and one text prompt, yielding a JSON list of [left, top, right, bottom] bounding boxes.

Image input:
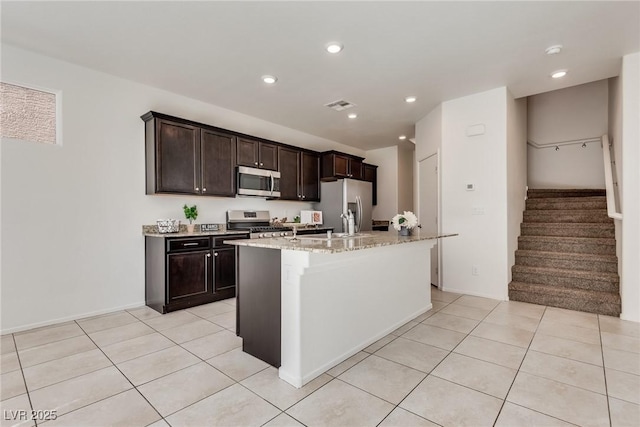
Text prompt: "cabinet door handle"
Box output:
[[260, 162, 264, 166], [302, 195, 306, 199], [195, 187, 200, 191], [183, 242, 199, 247], [214, 252, 218, 257], [205, 253, 210, 289], [203, 188, 207, 192], [254, 162, 258, 166]]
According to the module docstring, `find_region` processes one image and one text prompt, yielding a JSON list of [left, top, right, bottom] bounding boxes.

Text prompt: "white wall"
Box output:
[[527, 143, 605, 189], [608, 77, 624, 281], [0, 45, 366, 333], [620, 52, 640, 322], [365, 146, 398, 221], [440, 87, 510, 300], [414, 106, 443, 232], [397, 144, 415, 213], [528, 80, 608, 145], [415, 105, 442, 162], [506, 94, 528, 283], [527, 80, 608, 189]]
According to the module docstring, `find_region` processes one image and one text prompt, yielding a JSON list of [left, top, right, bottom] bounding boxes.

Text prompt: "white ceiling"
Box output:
[[2, 1, 638, 151]]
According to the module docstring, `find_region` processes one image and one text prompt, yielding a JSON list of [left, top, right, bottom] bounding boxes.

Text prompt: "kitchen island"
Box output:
[[226, 230, 456, 388]]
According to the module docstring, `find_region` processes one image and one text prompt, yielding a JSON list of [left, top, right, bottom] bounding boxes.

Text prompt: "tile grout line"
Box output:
[[105, 309, 269, 424], [490, 304, 547, 426], [375, 295, 466, 426], [598, 314, 614, 427], [68, 319, 165, 425], [9, 333, 38, 427]]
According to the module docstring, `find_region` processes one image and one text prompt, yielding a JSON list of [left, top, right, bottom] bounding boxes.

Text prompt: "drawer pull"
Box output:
[[183, 242, 199, 247]]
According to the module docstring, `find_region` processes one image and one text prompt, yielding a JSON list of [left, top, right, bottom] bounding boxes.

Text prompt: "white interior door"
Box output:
[[419, 154, 439, 287]]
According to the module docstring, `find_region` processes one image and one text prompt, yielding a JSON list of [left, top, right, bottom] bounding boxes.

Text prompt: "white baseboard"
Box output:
[[1, 301, 147, 335], [440, 285, 507, 302]]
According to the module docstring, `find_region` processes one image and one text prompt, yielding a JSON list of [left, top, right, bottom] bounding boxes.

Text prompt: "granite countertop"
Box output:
[[142, 224, 249, 238], [225, 230, 458, 254], [142, 224, 334, 238]]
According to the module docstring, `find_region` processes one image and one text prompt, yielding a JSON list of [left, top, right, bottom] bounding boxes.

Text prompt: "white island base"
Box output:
[[278, 239, 435, 388]]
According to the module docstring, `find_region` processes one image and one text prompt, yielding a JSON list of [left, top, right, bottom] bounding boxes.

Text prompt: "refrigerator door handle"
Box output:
[[356, 196, 363, 233]]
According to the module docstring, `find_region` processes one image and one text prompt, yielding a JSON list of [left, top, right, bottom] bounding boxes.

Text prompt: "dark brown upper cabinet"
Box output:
[[237, 137, 278, 171], [142, 112, 236, 197], [301, 152, 320, 201], [277, 147, 320, 202], [363, 163, 378, 205], [201, 129, 236, 197], [148, 118, 200, 194], [320, 151, 365, 181]]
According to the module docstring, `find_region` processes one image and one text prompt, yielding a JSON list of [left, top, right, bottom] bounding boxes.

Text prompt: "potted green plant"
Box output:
[[183, 204, 198, 233]]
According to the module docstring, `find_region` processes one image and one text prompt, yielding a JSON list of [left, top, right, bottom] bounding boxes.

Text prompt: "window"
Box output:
[[0, 82, 59, 145]]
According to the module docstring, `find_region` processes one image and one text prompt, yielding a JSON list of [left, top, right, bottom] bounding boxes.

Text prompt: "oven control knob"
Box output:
[[280, 232, 286, 236], [258, 233, 265, 238]]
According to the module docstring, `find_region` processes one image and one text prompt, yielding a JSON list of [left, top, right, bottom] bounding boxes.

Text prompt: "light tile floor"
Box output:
[[1, 290, 639, 426]]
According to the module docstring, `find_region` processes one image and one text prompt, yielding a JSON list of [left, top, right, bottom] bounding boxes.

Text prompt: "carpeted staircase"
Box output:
[[508, 189, 621, 316]]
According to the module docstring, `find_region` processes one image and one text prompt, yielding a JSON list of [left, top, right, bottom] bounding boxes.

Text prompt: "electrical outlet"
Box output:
[[472, 265, 479, 276]]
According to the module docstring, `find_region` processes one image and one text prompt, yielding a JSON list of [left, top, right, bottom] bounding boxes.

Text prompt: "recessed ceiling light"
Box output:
[[405, 96, 417, 103], [326, 42, 343, 54], [398, 135, 407, 140], [348, 113, 357, 119], [262, 75, 277, 84], [551, 70, 568, 79], [545, 45, 563, 55]]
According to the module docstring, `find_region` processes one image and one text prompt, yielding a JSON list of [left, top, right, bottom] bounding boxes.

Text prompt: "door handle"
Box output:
[[356, 196, 363, 233], [270, 172, 275, 196]]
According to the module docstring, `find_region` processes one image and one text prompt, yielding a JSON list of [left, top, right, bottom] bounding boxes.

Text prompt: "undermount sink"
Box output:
[[295, 233, 374, 241]]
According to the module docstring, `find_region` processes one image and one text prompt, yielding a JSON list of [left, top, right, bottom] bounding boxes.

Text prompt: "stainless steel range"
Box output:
[[226, 210, 293, 239]]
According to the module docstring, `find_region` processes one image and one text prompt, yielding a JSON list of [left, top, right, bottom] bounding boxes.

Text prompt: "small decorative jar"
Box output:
[[399, 226, 412, 236]]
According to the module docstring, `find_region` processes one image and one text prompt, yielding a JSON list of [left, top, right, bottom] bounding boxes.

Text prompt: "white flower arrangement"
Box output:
[[391, 211, 419, 231]]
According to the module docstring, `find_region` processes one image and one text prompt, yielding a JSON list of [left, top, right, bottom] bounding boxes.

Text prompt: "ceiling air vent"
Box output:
[[324, 99, 356, 111]]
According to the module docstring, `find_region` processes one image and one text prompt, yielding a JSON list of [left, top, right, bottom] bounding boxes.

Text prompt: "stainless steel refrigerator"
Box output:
[[314, 179, 373, 233]]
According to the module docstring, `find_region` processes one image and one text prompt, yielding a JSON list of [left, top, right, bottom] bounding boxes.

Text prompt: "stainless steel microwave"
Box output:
[[237, 166, 281, 197]]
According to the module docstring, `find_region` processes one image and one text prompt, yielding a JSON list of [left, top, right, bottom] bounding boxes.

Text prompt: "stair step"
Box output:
[[518, 236, 616, 255], [512, 265, 619, 292], [515, 250, 618, 273], [523, 210, 611, 223], [521, 223, 615, 238], [527, 189, 606, 199], [508, 282, 621, 316], [526, 197, 607, 210]]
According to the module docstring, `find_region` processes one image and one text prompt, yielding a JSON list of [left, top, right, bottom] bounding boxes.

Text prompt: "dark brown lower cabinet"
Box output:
[[146, 234, 247, 314], [167, 250, 211, 302]]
